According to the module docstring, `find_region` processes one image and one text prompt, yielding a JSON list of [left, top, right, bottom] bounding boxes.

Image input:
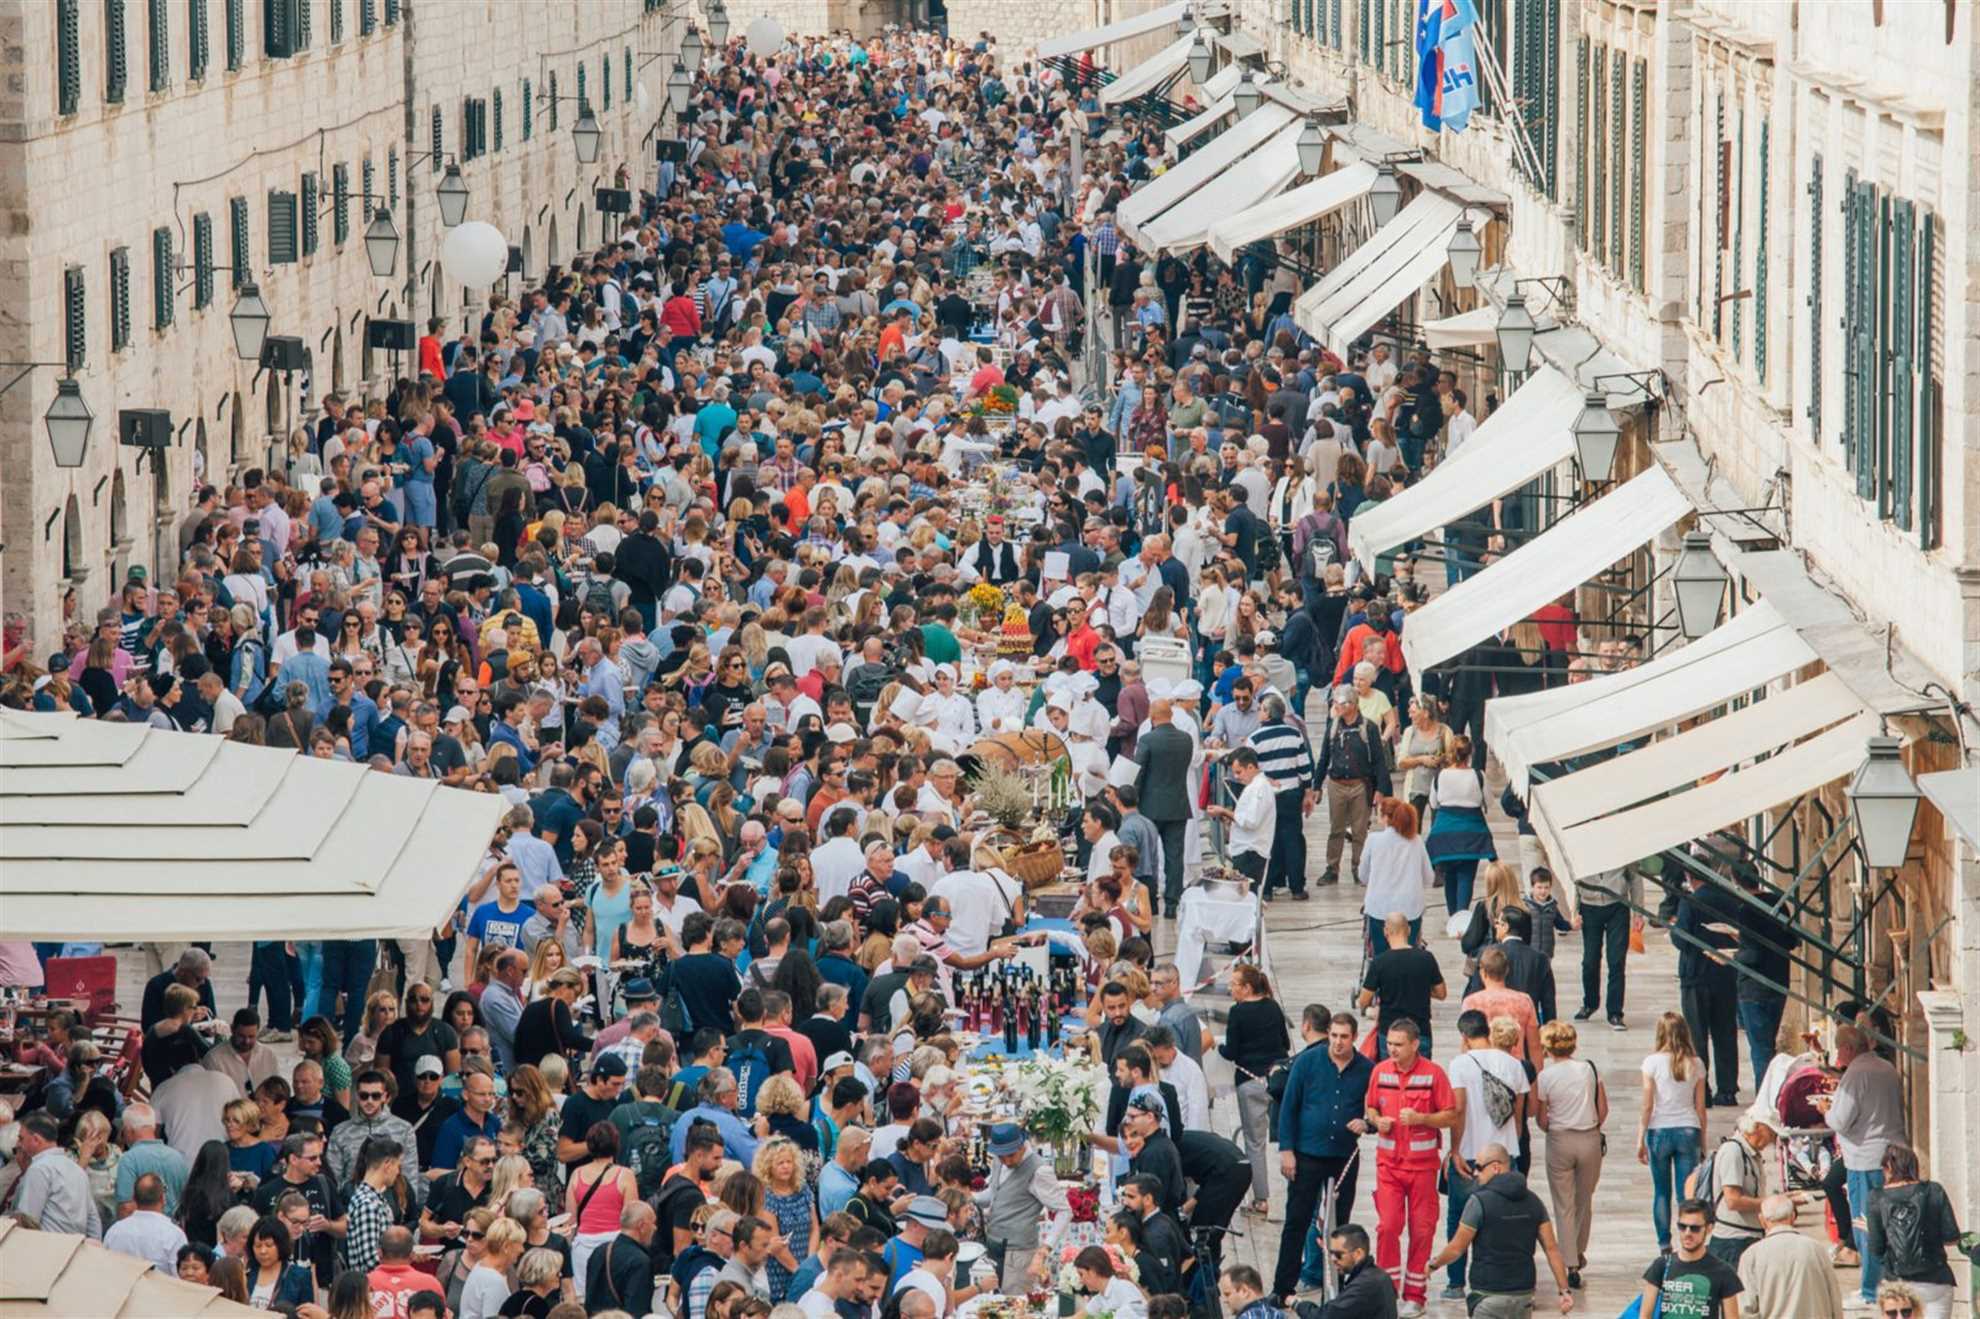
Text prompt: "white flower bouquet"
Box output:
[[1010, 1054, 1107, 1149]]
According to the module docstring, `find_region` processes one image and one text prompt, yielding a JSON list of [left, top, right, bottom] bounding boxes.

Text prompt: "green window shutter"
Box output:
[[1916, 211, 1938, 549], [332, 162, 349, 244], [387, 148, 398, 206], [1590, 45, 1606, 265], [625, 47, 633, 103], [225, 0, 242, 69], [384, 0, 397, 23], [301, 171, 319, 255], [152, 227, 175, 331], [522, 78, 532, 140], [192, 211, 214, 309], [1372, 0, 1386, 76], [110, 248, 132, 352], [1889, 197, 1913, 530], [1712, 94, 1725, 338], [1574, 38, 1587, 250], [1629, 59, 1646, 291], [361, 158, 374, 219], [431, 105, 443, 169], [549, 70, 559, 132], [1543, 0, 1560, 198], [57, 0, 81, 116], [1806, 156, 1823, 440], [229, 195, 249, 288], [149, 0, 169, 91], [1840, 168, 1858, 470], [460, 98, 475, 160], [1755, 121, 1770, 382], [268, 189, 297, 264], [1358, 0, 1371, 63], [1732, 108, 1745, 359], [1609, 51, 1624, 273], [107, 0, 129, 103], [602, 54, 611, 109], [359, 0, 374, 35], [1331, 0, 1342, 49], [329, 0, 341, 40], [189, 0, 209, 78], [493, 88, 503, 152], [65, 267, 87, 372], [1852, 178, 1878, 500], [297, 0, 310, 49], [578, 62, 588, 114], [1872, 190, 1892, 511]]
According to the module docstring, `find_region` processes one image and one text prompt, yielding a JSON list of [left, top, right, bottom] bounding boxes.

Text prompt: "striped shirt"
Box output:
[[1245, 719, 1313, 794]]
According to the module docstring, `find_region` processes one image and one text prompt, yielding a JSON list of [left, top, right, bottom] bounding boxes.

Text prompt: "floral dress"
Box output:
[[765, 1188, 812, 1301], [523, 1111, 564, 1197]]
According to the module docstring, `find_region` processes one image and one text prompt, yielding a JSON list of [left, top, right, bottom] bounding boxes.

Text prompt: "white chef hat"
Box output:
[[1069, 672, 1099, 696], [933, 663, 958, 682], [1107, 755, 1140, 789], [1044, 691, 1072, 713], [889, 688, 924, 721], [1146, 679, 1175, 701], [988, 659, 1015, 681], [1171, 679, 1204, 700]]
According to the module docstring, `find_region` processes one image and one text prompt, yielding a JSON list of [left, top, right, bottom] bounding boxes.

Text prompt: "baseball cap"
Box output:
[[443, 705, 472, 724], [821, 1051, 855, 1073], [592, 1053, 630, 1079], [413, 1056, 444, 1079]]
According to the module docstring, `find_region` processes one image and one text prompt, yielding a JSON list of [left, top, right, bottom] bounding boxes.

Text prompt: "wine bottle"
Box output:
[[1003, 997, 1019, 1053], [1025, 985, 1040, 1051]]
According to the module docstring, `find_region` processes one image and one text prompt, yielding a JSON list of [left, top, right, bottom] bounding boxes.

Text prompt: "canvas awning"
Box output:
[[1346, 363, 1585, 573], [0, 1220, 261, 1315], [1421, 305, 1499, 349], [1292, 192, 1467, 354], [0, 708, 503, 942], [1398, 465, 1692, 684], [1139, 118, 1306, 252], [1097, 33, 1194, 107], [1532, 707, 1883, 881], [1038, 1, 1191, 60], [1164, 66, 1247, 150], [1920, 769, 1980, 852], [1205, 160, 1377, 264], [1117, 103, 1297, 248], [1485, 599, 1822, 796]]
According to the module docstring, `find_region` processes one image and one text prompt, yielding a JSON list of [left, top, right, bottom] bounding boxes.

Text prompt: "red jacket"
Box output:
[[660, 294, 702, 340], [367, 1262, 428, 1319], [1366, 1056, 1454, 1170]]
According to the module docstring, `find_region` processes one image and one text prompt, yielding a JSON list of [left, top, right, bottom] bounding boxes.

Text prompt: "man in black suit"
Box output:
[[970, 515, 1024, 585], [583, 1200, 658, 1316], [1134, 699, 1195, 918], [1461, 906, 1557, 1022]]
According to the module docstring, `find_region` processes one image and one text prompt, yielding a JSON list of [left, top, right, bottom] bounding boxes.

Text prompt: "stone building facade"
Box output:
[[0, 0, 671, 655]]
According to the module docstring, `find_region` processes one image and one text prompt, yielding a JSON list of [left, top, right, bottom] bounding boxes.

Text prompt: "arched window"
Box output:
[[109, 468, 129, 546], [61, 495, 83, 581], [548, 216, 561, 268]]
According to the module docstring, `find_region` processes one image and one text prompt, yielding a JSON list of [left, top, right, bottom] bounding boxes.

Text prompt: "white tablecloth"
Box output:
[[1174, 886, 1259, 988]]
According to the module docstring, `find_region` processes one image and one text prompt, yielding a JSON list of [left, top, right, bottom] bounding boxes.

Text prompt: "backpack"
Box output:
[[1880, 1190, 1929, 1276], [522, 459, 554, 494], [621, 1106, 677, 1200], [647, 1175, 706, 1272], [1690, 1134, 1758, 1211], [580, 574, 617, 621], [1300, 512, 1339, 580], [1461, 1053, 1518, 1129], [727, 1034, 773, 1116]]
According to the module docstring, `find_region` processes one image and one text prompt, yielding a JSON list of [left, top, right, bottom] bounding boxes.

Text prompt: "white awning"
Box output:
[[1292, 192, 1465, 352], [1534, 709, 1883, 881], [1486, 599, 1821, 796], [1920, 769, 1980, 852], [1139, 118, 1305, 252], [1346, 363, 1584, 573], [1206, 161, 1377, 264], [1164, 66, 1247, 150], [1322, 207, 1485, 355], [0, 1219, 262, 1315], [1530, 672, 1867, 834], [0, 709, 503, 942], [1038, 1, 1190, 60], [1117, 104, 1297, 247], [1398, 465, 1692, 684], [1098, 33, 1194, 107], [1422, 305, 1499, 349]]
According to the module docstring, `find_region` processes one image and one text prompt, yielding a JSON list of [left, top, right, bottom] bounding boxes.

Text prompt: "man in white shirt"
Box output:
[[894, 829, 950, 892], [103, 1172, 186, 1270], [197, 669, 246, 734], [1443, 388, 1478, 456], [12, 1114, 99, 1237], [1207, 747, 1276, 892], [929, 862, 1022, 959], [1146, 1026, 1211, 1130], [809, 807, 867, 906], [201, 1009, 282, 1090], [151, 1065, 241, 1161], [1443, 1008, 1532, 1295], [796, 1247, 865, 1317], [1365, 343, 1398, 393]]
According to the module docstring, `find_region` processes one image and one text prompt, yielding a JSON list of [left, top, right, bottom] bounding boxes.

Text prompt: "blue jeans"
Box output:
[[1445, 1163, 1479, 1288], [248, 942, 295, 1032], [1365, 915, 1422, 956], [1847, 1167, 1886, 1301], [1441, 860, 1479, 917], [319, 940, 377, 1041], [1646, 1127, 1702, 1251], [296, 942, 325, 1022], [1738, 997, 1786, 1093]]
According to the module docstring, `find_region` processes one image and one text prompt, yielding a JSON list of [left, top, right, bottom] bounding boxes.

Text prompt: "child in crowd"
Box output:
[[1526, 868, 1576, 960]]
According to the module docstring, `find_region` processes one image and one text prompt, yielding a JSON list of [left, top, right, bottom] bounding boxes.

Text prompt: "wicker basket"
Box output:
[[1000, 839, 1067, 889]]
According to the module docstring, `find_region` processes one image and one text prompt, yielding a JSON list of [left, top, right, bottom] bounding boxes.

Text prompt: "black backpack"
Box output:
[[1879, 1189, 1930, 1277], [580, 574, 617, 621], [621, 1106, 677, 1200]]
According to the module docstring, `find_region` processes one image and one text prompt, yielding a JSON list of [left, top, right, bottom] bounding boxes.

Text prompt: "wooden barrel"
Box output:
[[964, 729, 1067, 772]]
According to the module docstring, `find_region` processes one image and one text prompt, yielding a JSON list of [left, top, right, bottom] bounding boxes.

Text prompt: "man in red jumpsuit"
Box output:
[[1364, 1017, 1460, 1315]]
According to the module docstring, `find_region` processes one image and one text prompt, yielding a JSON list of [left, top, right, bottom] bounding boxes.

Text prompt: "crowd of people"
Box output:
[[0, 14, 1970, 1319]]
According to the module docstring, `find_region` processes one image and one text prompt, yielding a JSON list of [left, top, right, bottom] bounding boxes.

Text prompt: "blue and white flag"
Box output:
[[1414, 0, 1482, 133]]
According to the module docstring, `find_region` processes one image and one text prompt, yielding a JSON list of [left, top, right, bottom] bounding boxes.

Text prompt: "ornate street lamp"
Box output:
[[435, 164, 470, 227], [1848, 736, 1921, 870], [1671, 531, 1729, 640], [45, 377, 94, 469], [1496, 291, 1536, 374], [1447, 216, 1481, 288], [229, 282, 272, 361], [1571, 390, 1621, 484]]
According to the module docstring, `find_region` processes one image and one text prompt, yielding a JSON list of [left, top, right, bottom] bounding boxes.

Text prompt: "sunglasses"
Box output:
[[1675, 1222, 1708, 1235], [356, 1091, 387, 1102], [464, 1229, 486, 1240], [1884, 1310, 1915, 1318]]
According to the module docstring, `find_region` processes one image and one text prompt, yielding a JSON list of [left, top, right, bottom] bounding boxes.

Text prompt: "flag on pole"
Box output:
[[1414, 0, 1482, 133]]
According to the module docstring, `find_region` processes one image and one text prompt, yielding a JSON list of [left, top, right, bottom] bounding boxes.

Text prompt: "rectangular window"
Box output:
[[149, 0, 169, 91], [301, 171, 319, 255], [1840, 167, 1860, 471], [601, 54, 610, 110], [189, 0, 209, 78], [1713, 94, 1726, 339], [152, 227, 175, 330], [1732, 107, 1745, 359], [225, 0, 243, 69], [332, 162, 349, 244], [329, 0, 341, 40], [297, 0, 309, 48], [57, 0, 81, 116], [1889, 196, 1913, 528], [193, 211, 214, 309], [110, 248, 132, 352], [1629, 58, 1646, 291], [384, 0, 397, 22], [493, 87, 504, 151], [107, 0, 129, 102], [577, 62, 588, 114], [64, 267, 87, 372], [624, 47, 632, 104], [229, 195, 249, 288], [1807, 155, 1823, 441], [522, 78, 532, 140], [1359, 0, 1371, 63], [359, 0, 373, 34], [265, 0, 299, 57]]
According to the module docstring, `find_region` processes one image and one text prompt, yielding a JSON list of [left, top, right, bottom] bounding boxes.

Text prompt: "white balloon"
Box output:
[[745, 15, 784, 54], [439, 221, 509, 288]]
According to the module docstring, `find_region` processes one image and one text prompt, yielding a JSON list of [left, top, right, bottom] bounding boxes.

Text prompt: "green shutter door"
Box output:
[[190, 0, 210, 78], [301, 172, 319, 254], [107, 0, 129, 102], [1916, 212, 1937, 548], [111, 248, 132, 351], [65, 267, 87, 371], [1889, 198, 1913, 530], [193, 211, 214, 309], [230, 195, 249, 288], [58, 0, 81, 115], [1840, 169, 1858, 473], [152, 227, 175, 330], [1806, 156, 1823, 440], [1629, 59, 1646, 291]]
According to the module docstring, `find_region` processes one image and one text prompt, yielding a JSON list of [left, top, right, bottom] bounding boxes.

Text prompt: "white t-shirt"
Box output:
[[1449, 1046, 1530, 1160], [1641, 1051, 1703, 1129], [785, 633, 843, 679], [870, 1121, 909, 1161], [898, 1265, 948, 1311], [795, 1289, 841, 1318], [1534, 1057, 1602, 1131], [928, 869, 1019, 958], [1089, 1276, 1148, 1318]]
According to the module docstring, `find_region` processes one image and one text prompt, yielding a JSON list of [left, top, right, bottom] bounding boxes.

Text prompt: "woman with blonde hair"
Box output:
[[345, 990, 399, 1070], [71, 1109, 122, 1225], [460, 1216, 527, 1319], [523, 937, 568, 1002], [1460, 861, 1526, 961], [1534, 1020, 1606, 1289], [488, 1154, 534, 1210], [1638, 1012, 1707, 1253], [752, 1136, 817, 1300]]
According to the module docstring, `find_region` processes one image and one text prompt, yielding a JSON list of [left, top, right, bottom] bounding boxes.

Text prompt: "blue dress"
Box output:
[[764, 1187, 813, 1301]]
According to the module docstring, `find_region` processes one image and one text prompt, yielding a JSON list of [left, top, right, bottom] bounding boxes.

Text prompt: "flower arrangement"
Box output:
[[961, 580, 1007, 630], [1065, 1185, 1101, 1224], [1057, 1242, 1137, 1285], [1009, 1054, 1107, 1150], [973, 383, 1021, 416]]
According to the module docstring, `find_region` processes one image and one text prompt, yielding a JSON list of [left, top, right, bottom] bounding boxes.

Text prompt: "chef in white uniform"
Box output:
[[975, 659, 1028, 734], [918, 664, 978, 755]]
